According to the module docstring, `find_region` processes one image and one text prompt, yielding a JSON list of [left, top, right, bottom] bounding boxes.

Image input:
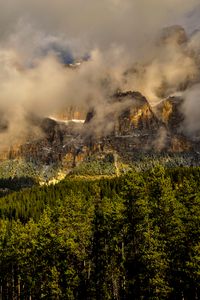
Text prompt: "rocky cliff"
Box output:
[[1, 91, 197, 161], [0, 89, 199, 181]]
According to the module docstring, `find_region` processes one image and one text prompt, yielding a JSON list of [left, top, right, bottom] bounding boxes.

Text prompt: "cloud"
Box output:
[[1, 0, 199, 56], [182, 84, 200, 136], [0, 0, 200, 145]]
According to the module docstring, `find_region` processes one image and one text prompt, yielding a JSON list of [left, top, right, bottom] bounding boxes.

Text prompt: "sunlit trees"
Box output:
[[0, 167, 200, 299]]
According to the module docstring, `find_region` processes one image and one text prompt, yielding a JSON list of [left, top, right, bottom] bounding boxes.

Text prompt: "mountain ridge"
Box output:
[[0, 90, 199, 183]]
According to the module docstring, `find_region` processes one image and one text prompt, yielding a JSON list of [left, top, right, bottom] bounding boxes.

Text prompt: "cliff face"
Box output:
[[156, 96, 184, 133], [0, 90, 198, 175], [114, 91, 160, 135]]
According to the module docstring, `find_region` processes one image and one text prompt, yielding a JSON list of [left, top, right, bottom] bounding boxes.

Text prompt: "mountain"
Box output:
[[0, 90, 199, 183]]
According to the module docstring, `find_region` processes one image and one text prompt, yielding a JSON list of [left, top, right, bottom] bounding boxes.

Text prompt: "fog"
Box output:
[[0, 0, 200, 145]]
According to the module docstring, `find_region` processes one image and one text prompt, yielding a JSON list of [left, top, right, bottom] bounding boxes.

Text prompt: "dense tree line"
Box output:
[[0, 166, 200, 299], [0, 177, 37, 197]]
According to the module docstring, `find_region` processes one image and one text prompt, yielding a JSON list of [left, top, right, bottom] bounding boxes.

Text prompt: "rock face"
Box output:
[[0, 90, 199, 175], [114, 91, 160, 135], [156, 96, 184, 133], [160, 25, 188, 45]]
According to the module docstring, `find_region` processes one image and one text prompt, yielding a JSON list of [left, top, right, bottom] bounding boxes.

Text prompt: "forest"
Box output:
[[0, 166, 200, 299]]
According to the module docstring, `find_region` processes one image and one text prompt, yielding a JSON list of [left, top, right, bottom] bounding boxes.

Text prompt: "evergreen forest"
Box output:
[[0, 166, 200, 299]]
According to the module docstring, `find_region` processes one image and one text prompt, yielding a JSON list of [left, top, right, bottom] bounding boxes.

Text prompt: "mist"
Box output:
[[0, 0, 200, 145]]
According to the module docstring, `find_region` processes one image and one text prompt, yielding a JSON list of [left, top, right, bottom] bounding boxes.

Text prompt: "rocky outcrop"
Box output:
[[160, 25, 188, 45], [156, 96, 184, 133], [0, 90, 199, 173], [113, 91, 161, 135]]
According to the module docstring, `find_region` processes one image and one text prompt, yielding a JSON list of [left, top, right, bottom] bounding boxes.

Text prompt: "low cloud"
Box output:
[[0, 0, 200, 145]]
